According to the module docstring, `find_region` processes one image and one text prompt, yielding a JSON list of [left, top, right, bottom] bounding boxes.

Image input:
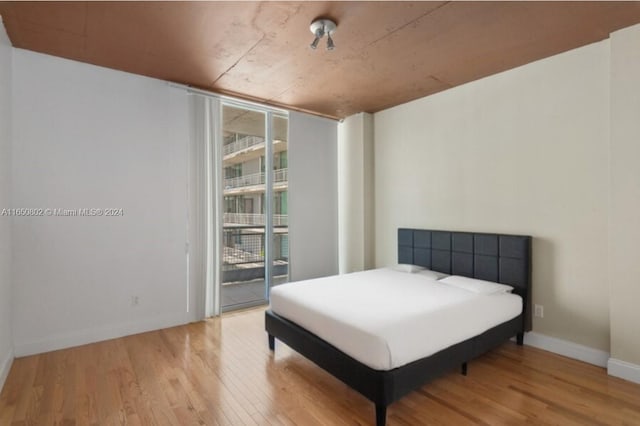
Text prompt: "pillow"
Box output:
[[439, 275, 514, 295], [416, 269, 450, 280], [392, 264, 426, 273]]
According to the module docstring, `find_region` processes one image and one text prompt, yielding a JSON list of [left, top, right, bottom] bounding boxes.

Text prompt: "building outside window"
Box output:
[[221, 106, 288, 310]]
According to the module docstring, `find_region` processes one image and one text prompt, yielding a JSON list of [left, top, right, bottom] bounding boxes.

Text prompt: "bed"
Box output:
[[265, 229, 532, 425]]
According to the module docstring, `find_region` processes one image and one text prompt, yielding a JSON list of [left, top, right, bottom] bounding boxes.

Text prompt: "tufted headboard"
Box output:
[[398, 228, 532, 331]]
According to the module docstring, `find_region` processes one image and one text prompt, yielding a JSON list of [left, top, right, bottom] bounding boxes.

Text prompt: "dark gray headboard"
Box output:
[[398, 228, 532, 331]]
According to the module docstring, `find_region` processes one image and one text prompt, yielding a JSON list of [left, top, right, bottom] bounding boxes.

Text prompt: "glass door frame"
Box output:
[[217, 98, 288, 313]]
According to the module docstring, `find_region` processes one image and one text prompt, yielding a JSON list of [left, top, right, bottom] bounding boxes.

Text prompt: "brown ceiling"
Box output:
[[1, 1, 640, 120]]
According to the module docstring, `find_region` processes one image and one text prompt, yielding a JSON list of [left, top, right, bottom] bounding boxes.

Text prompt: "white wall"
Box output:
[[0, 18, 14, 389], [374, 41, 611, 351], [12, 50, 189, 356], [338, 113, 374, 273], [609, 24, 640, 370], [288, 111, 338, 281]]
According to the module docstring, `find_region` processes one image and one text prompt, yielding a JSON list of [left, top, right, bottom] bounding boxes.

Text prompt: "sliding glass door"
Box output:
[[220, 102, 288, 311]]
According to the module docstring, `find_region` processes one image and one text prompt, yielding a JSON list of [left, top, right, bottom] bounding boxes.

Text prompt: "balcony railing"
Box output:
[[224, 168, 288, 190], [225, 172, 264, 188], [274, 168, 287, 183], [222, 225, 289, 283], [224, 213, 288, 226], [223, 135, 264, 156]]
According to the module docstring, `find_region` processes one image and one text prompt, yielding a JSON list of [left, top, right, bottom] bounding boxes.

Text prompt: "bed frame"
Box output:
[[265, 228, 532, 426]]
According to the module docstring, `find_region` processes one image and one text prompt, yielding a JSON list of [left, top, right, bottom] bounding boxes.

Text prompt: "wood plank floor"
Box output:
[[1, 307, 639, 425]]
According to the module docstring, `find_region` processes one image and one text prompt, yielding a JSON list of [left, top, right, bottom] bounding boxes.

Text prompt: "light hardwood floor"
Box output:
[[1, 307, 639, 425]]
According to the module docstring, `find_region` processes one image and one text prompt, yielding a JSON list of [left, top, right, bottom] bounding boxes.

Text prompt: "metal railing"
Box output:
[[222, 225, 289, 283], [224, 213, 288, 226], [274, 168, 287, 183], [225, 172, 264, 188], [223, 135, 264, 156], [224, 168, 288, 190]]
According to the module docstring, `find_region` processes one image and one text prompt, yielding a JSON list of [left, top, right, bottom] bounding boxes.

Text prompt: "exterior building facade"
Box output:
[[221, 130, 289, 291]]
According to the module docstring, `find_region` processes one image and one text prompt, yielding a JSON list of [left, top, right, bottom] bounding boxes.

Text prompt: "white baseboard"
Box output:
[[14, 312, 189, 357], [0, 348, 14, 392], [522, 332, 610, 367], [607, 358, 640, 385]]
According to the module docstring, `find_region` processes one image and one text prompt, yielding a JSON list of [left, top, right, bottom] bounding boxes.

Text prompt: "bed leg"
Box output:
[[516, 332, 524, 346], [268, 334, 275, 351], [375, 404, 387, 426], [461, 362, 467, 376]]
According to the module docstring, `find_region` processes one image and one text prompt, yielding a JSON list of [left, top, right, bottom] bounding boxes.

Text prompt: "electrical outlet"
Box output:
[[534, 304, 544, 318], [131, 296, 139, 306]]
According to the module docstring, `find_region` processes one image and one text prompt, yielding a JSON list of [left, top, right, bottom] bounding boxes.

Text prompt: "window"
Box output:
[[220, 103, 289, 311]]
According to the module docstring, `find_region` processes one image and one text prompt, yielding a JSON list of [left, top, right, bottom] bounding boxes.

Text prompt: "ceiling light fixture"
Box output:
[[309, 18, 337, 51]]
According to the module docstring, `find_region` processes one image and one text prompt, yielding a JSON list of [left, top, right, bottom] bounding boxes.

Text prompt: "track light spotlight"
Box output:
[[310, 36, 321, 49], [326, 33, 335, 50], [310, 27, 323, 49], [309, 18, 337, 51]]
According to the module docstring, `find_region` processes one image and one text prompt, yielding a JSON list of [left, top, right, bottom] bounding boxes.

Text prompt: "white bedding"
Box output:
[[269, 268, 522, 370]]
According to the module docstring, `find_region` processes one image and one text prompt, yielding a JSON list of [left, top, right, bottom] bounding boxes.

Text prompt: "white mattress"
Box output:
[[269, 268, 522, 370]]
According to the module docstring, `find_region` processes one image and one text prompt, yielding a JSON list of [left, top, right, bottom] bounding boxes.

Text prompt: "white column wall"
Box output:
[[337, 112, 374, 274]]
